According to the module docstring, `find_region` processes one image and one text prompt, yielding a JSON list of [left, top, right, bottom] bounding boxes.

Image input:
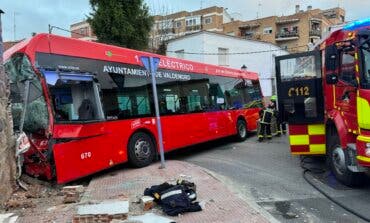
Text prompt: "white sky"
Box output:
[[1, 0, 369, 41]]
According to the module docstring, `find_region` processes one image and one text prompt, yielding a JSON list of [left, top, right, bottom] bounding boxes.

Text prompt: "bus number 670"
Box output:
[[81, 152, 92, 160]]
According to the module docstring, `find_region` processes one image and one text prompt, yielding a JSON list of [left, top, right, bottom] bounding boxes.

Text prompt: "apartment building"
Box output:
[[224, 5, 345, 52], [70, 20, 97, 41], [150, 6, 232, 50]]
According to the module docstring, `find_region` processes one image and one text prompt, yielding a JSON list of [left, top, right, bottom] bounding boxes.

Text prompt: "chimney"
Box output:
[[307, 5, 312, 11], [295, 5, 300, 13]]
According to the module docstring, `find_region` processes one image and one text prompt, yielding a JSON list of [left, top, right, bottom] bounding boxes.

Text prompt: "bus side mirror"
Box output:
[[326, 73, 338, 85], [325, 45, 339, 71]]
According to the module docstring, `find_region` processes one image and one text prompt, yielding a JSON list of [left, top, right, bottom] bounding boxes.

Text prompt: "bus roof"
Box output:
[[4, 33, 258, 80]]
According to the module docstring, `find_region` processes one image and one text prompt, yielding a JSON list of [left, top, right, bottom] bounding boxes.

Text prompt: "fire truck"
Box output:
[[276, 18, 370, 186]]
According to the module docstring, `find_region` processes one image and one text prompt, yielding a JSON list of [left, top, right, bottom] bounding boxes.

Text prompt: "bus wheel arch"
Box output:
[[326, 122, 364, 186], [127, 128, 157, 168], [236, 116, 247, 141]]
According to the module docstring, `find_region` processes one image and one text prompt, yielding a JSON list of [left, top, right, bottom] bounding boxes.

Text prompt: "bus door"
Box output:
[[275, 51, 325, 155]]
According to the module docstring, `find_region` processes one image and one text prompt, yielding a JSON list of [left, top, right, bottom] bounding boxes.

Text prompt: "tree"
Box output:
[[88, 0, 153, 50], [0, 9, 16, 205]]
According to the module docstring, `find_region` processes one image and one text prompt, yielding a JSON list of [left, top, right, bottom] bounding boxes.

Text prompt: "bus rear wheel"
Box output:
[[327, 129, 364, 186], [128, 132, 155, 168], [236, 119, 247, 141]]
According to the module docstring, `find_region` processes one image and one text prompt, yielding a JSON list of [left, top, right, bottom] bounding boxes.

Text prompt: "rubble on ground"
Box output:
[[74, 200, 129, 222], [62, 185, 84, 203]]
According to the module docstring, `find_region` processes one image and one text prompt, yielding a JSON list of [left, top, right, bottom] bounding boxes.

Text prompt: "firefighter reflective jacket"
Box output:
[[144, 180, 202, 216], [259, 108, 273, 124]]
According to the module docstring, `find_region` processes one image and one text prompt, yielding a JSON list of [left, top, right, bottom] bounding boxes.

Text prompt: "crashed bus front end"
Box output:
[[6, 51, 105, 183], [5, 52, 55, 180]]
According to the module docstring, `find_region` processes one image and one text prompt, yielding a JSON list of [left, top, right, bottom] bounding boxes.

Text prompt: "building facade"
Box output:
[[224, 5, 345, 52], [70, 5, 345, 52], [70, 20, 97, 41], [166, 31, 288, 96], [150, 6, 232, 50]]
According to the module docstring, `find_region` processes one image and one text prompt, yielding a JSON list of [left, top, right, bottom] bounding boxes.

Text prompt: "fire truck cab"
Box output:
[[276, 18, 370, 186]]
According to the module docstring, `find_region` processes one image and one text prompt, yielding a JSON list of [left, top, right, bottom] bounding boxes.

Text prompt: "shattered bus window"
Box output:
[[5, 54, 49, 133]]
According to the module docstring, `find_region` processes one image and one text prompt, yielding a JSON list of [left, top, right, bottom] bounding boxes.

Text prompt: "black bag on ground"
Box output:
[[160, 185, 202, 216], [144, 182, 173, 202], [177, 179, 197, 201]]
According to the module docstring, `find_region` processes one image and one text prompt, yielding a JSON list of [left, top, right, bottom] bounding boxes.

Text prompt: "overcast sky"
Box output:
[[1, 0, 370, 42]]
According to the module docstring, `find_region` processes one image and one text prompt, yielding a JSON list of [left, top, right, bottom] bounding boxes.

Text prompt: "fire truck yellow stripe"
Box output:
[[333, 86, 336, 108], [355, 53, 358, 60], [357, 97, 370, 129], [357, 155, 370, 162], [292, 151, 326, 155], [308, 124, 325, 135], [309, 144, 325, 153], [290, 135, 309, 145], [357, 135, 370, 142], [356, 64, 359, 72]]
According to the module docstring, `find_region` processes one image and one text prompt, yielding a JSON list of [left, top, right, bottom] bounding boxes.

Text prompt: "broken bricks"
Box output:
[[62, 185, 84, 204], [73, 200, 129, 223], [140, 196, 154, 211]]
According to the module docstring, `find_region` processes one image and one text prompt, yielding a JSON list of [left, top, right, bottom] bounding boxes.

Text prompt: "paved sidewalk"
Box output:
[[83, 160, 272, 223]]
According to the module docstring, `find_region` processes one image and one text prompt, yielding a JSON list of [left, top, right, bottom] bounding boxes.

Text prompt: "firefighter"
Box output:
[[258, 102, 274, 142], [270, 95, 287, 136]]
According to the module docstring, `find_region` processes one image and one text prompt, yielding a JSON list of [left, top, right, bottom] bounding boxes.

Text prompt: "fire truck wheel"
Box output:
[[236, 119, 247, 141], [328, 132, 364, 186], [128, 132, 155, 168]]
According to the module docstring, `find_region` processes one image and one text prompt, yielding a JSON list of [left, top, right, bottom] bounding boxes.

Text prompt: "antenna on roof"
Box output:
[[338, 0, 343, 7], [200, 0, 204, 9], [256, 0, 262, 19]]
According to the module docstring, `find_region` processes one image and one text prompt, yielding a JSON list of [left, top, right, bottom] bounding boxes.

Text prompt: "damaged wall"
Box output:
[[0, 9, 16, 205]]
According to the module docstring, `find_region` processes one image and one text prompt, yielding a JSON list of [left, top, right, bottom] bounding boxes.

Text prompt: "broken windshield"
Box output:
[[5, 54, 49, 133]]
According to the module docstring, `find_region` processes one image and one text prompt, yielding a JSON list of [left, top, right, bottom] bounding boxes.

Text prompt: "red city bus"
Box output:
[[5, 34, 263, 183]]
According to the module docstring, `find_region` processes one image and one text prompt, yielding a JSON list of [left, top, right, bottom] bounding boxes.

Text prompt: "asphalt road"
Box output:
[[167, 134, 370, 223]]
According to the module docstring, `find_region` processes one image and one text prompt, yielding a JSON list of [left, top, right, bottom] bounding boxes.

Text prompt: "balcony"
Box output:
[[276, 18, 300, 25], [158, 28, 175, 35], [275, 31, 299, 41], [185, 25, 201, 32], [309, 30, 321, 38], [239, 23, 260, 29]]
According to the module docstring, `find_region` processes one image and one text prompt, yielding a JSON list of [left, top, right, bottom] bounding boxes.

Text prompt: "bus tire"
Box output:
[[128, 132, 155, 168], [236, 119, 247, 141], [327, 128, 364, 187]]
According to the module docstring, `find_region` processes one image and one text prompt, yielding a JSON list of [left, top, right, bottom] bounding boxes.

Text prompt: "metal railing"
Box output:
[[309, 30, 321, 37], [275, 31, 299, 39]]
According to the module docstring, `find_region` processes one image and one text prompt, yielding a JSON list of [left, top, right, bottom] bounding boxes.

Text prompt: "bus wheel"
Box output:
[[328, 130, 363, 186], [236, 119, 247, 141], [128, 132, 155, 168]]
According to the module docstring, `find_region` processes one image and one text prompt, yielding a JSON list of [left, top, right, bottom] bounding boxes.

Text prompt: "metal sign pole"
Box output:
[[140, 56, 165, 168]]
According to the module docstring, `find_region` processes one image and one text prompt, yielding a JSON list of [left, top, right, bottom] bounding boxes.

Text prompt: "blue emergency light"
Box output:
[[344, 17, 370, 31]]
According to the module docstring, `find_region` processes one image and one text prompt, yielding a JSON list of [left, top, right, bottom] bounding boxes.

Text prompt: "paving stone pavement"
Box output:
[[83, 160, 271, 223], [14, 160, 273, 222]]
